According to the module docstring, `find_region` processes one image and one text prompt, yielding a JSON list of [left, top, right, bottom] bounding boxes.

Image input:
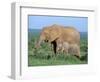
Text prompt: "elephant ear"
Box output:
[[49, 26, 62, 42]]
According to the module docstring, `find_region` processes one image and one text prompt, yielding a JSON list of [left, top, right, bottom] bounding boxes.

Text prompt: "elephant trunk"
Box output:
[[35, 36, 43, 49]]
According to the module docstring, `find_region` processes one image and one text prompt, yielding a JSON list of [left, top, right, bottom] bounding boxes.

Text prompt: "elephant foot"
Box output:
[[74, 55, 81, 59]]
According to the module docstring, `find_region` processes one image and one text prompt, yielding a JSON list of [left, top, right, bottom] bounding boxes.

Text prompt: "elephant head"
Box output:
[[35, 24, 62, 49], [35, 26, 50, 49]]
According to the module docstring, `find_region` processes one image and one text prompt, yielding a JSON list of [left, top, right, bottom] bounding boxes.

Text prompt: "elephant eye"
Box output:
[[44, 40, 48, 42]]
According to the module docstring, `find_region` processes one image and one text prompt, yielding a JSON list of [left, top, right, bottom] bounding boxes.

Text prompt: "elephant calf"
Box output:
[[56, 38, 80, 58], [56, 38, 69, 54]]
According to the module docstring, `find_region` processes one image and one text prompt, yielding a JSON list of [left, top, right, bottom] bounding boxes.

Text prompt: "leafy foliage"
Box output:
[[28, 30, 88, 66]]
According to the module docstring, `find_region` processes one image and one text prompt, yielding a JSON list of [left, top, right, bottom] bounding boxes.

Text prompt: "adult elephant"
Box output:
[[35, 24, 80, 58]]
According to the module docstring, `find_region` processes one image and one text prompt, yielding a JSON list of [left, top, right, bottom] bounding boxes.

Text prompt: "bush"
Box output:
[[28, 35, 88, 66]]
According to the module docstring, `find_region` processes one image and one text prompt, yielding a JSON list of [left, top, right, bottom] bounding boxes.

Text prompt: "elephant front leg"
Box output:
[[51, 41, 57, 55]]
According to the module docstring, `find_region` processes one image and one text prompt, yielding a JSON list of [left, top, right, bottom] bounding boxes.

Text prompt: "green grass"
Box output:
[[28, 54, 87, 66], [28, 32, 88, 66]]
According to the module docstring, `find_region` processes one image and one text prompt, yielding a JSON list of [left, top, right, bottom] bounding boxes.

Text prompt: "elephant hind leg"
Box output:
[[69, 44, 80, 59], [74, 46, 81, 59]]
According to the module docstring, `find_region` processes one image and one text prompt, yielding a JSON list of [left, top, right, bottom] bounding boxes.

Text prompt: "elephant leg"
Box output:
[[74, 46, 81, 59], [51, 41, 57, 55], [63, 42, 69, 55], [69, 44, 80, 58], [57, 44, 63, 54], [77, 46, 80, 58], [64, 49, 68, 54], [50, 43, 53, 51], [56, 46, 59, 53]]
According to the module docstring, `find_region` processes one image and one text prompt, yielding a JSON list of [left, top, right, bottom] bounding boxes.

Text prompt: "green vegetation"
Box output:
[[28, 29, 88, 66]]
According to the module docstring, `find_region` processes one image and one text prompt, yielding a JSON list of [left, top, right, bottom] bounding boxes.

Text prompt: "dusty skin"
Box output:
[[36, 24, 80, 58]]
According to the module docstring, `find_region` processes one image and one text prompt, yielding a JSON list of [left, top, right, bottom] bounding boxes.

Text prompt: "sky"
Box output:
[[28, 15, 88, 32]]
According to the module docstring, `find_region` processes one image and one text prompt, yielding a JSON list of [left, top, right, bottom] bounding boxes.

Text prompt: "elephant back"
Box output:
[[62, 26, 80, 45]]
